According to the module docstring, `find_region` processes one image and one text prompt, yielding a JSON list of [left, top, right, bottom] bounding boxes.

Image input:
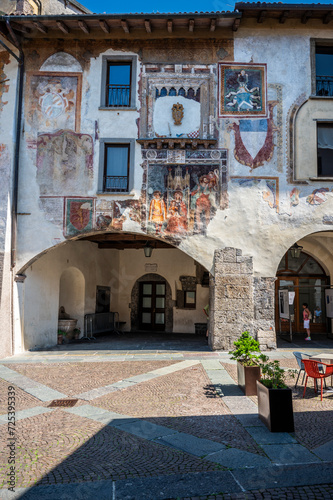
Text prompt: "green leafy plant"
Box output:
[[228, 331, 262, 366], [57, 329, 66, 337], [259, 355, 296, 389]]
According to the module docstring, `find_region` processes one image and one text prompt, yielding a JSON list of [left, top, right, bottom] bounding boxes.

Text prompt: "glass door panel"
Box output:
[[139, 281, 166, 331]]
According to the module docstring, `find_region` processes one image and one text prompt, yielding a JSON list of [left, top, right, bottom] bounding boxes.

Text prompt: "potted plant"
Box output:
[[257, 356, 296, 432], [73, 327, 81, 340], [57, 329, 66, 345], [229, 331, 262, 396]]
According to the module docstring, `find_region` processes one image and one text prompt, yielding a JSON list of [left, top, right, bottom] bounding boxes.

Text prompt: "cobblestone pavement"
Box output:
[[0, 343, 333, 499], [220, 361, 333, 451], [8, 360, 179, 397], [175, 483, 333, 499]]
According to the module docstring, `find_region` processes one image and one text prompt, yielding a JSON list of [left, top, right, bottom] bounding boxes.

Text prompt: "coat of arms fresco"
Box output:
[[65, 198, 94, 236], [219, 63, 267, 118]]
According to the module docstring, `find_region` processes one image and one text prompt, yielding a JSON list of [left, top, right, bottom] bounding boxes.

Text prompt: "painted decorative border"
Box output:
[[218, 63, 267, 118]]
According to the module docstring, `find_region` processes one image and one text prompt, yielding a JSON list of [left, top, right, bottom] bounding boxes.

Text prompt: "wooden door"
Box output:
[[139, 281, 166, 331]]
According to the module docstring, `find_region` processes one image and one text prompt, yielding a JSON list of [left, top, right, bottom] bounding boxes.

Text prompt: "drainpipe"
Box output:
[[2, 19, 25, 355], [4, 18, 24, 270]]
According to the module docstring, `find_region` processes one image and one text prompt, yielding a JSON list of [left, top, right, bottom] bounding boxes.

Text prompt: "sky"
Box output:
[[81, 0, 333, 14]]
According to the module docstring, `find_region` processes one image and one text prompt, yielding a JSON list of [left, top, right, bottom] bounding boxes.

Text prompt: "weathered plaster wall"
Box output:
[[0, 51, 18, 358]]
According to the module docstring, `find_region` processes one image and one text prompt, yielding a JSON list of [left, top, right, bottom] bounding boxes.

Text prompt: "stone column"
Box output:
[[210, 247, 254, 351], [209, 248, 277, 351], [254, 277, 277, 350]]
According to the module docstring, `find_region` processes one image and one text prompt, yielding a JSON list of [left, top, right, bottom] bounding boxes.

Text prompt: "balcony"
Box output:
[[316, 76, 333, 97]]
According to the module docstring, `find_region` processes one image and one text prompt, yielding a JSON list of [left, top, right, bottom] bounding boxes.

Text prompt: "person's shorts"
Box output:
[[304, 320, 310, 329]]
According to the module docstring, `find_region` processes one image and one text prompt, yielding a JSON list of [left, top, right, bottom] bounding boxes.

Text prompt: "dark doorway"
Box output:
[[96, 286, 111, 313], [139, 281, 166, 331]]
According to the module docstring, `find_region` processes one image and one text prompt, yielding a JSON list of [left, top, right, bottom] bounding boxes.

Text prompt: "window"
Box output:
[[107, 62, 131, 107], [184, 291, 196, 309], [317, 123, 333, 176], [101, 56, 137, 109], [98, 139, 135, 194], [104, 144, 129, 192], [316, 46, 333, 96]]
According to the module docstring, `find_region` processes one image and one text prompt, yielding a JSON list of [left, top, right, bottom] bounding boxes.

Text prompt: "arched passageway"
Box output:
[[17, 232, 210, 351]]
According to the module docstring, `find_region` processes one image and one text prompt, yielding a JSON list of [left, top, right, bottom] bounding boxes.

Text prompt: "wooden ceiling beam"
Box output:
[[99, 19, 110, 33], [121, 19, 130, 33], [78, 20, 90, 34], [189, 19, 195, 32], [257, 10, 267, 23], [167, 19, 173, 32], [56, 20, 70, 34], [10, 22, 31, 33], [33, 21, 48, 33], [279, 10, 289, 24], [210, 18, 216, 31], [145, 19, 152, 33], [323, 11, 333, 24], [232, 18, 241, 31], [301, 10, 313, 24]]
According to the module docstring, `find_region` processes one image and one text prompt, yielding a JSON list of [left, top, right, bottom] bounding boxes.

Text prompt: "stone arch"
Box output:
[[40, 52, 83, 73], [59, 266, 85, 330], [130, 273, 173, 332]]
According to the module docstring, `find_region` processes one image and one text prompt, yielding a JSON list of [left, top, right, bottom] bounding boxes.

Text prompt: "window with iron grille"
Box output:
[[104, 144, 130, 192], [100, 56, 137, 109], [106, 62, 132, 107], [315, 46, 333, 97]]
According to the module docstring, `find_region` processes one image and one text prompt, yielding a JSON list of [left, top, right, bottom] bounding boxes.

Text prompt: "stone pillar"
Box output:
[[210, 247, 254, 351], [209, 248, 277, 351], [254, 277, 277, 350]]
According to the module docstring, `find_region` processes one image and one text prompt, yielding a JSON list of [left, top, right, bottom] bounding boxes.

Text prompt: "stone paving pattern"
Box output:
[[220, 362, 333, 451], [8, 360, 179, 396], [0, 378, 42, 415], [1, 340, 333, 499], [176, 483, 333, 499]]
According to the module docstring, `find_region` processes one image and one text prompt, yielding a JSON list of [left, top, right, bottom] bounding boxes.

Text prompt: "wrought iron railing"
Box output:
[[106, 84, 130, 106], [316, 76, 333, 96], [104, 175, 128, 192]]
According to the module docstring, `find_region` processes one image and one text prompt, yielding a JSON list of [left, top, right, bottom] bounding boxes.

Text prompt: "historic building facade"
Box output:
[[1, 2, 333, 356]]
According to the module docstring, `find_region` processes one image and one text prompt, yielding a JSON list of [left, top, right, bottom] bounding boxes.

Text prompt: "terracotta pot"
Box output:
[[237, 362, 261, 396], [257, 380, 294, 432]]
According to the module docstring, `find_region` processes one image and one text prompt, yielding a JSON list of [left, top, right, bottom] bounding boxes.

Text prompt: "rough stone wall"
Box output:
[[210, 248, 277, 351], [253, 277, 276, 350], [210, 247, 254, 351]]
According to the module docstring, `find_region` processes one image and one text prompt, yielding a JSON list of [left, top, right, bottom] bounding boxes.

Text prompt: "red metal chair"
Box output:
[[302, 360, 333, 401]]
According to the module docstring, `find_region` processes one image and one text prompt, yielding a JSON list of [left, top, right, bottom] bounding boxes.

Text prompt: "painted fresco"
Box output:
[[95, 200, 142, 232], [65, 198, 94, 236], [37, 130, 93, 195], [219, 63, 267, 118], [228, 101, 278, 171], [146, 164, 220, 236], [231, 177, 279, 213], [0, 52, 10, 114], [27, 73, 81, 134], [306, 188, 330, 205]]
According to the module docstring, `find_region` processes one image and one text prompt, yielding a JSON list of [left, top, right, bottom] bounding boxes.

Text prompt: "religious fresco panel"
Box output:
[[219, 63, 267, 118], [146, 164, 221, 236]]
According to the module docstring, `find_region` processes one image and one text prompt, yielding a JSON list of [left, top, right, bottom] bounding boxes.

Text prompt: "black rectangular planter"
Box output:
[[237, 362, 261, 396], [257, 381, 294, 432]]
